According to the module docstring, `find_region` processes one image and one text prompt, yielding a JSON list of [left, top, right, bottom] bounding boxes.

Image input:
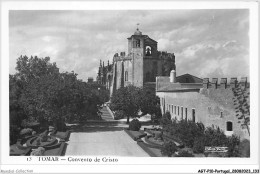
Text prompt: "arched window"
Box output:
[[226, 121, 233, 131], [145, 46, 152, 56], [136, 39, 140, 48], [125, 71, 128, 81]]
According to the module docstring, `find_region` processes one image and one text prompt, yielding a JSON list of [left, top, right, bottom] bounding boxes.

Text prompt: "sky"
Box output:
[[9, 10, 249, 82]]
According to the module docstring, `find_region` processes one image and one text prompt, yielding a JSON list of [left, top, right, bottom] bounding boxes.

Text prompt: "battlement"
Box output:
[[202, 77, 249, 89], [157, 51, 175, 60], [113, 52, 131, 62]]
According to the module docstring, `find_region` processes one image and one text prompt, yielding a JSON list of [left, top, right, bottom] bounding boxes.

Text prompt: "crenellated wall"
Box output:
[[202, 77, 249, 89], [156, 76, 250, 140]]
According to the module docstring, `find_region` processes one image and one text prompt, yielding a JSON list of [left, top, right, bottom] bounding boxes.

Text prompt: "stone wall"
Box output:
[[156, 78, 250, 140]]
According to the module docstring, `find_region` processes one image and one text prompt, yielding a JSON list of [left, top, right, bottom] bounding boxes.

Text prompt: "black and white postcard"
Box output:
[[0, 1, 259, 173]]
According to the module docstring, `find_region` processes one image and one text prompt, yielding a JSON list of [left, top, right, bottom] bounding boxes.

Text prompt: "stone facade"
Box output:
[[156, 75, 250, 140], [97, 29, 176, 96]]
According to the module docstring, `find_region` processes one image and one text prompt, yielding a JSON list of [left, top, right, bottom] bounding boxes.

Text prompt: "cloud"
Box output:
[[9, 9, 249, 82]]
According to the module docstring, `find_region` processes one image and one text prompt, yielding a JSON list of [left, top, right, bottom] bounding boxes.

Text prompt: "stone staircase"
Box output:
[[100, 107, 114, 121]]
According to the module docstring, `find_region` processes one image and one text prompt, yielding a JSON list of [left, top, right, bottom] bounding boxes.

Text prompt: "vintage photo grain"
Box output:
[[8, 9, 250, 157], [1, 1, 259, 173]]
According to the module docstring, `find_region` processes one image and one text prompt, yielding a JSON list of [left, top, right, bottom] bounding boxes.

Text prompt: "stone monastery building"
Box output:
[[97, 28, 176, 96], [156, 73, 250, 140], [96, 29, 250, 140]]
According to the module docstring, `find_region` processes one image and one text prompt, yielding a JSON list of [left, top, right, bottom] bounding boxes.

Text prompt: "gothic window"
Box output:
[[226, 121, 233, 131], [125, 71, 128, 81], [136, 39, 140, 48], [145, 46, 152, 56]]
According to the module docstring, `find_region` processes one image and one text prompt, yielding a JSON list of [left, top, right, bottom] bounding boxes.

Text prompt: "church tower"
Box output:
[[127, 27, 145, 87]]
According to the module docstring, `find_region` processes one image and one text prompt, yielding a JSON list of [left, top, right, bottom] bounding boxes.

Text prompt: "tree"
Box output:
[[10, 55, 102, 133], [110, 85, 141, 123], [232, 84, 250, 136], [161, 141, 177, 157], [139, 86, 162, 121], [162, 54, 175, 76]]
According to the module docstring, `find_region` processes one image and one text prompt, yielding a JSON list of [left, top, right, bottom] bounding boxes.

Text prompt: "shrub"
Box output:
[[193, 137, 205, 153], [20, 128, 33, 137], [163, 111, 171, 120], [153, 131, 163, 141], [30, 147, 45, 156], [39, 130, 49, 142], [53, 118, 67, 131], [238, 139, 250, 157], [21, 119, 30, 128], [129, 119, 141, 131], [10, 125, 20, 145], [176, 150, 194, 157], [160, 112, 172, 128], [163, 120, 204, 148], [114, 110, 125, 120], [32, 131, 37, 135], [161, 141, 177, 157], [226, 135, 240, 157]]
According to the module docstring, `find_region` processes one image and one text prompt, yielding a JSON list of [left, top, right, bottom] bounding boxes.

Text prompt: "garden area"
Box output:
[[123, 112, 250, 158], [9, 55, 109, 156]]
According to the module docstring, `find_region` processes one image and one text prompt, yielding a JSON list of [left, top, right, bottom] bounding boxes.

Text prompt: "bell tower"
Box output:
[[127, 26, 145, 87]]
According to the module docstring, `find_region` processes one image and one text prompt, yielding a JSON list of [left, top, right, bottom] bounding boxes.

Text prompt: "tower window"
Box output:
[[125, 71, 128, 81], [145, 46, 152, 56], [226, 121, 233, 131], [136, 39, 140, 48]]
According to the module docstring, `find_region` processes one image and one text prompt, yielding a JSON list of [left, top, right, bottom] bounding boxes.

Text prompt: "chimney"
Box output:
[[203, 78, 209, 89], [170, 70, 176, 83], [230, 78, 237, 88], [212, 78, 218, 89], [240, 77, 247, 89], [220, 78, 227, 89]]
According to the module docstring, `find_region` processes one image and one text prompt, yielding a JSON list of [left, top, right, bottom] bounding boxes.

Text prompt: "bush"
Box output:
[[238, 139, 250, 157], [204, 126, 227, 147], [176, 150, 194, 157], [10, 125, 20, 145], [20, 128, 33, 137], [129, 119, 141, 131], [163, 111, 171, 120], [30, 147, 45, 156], [153, 131, 163, 141], [114, 110, 125, 120], [226, 135, 240, 157], [53, 118, 67, 131], [160, 112, 172, 128], [161, 141, 177, 157], [193, 137, 205, 153]]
